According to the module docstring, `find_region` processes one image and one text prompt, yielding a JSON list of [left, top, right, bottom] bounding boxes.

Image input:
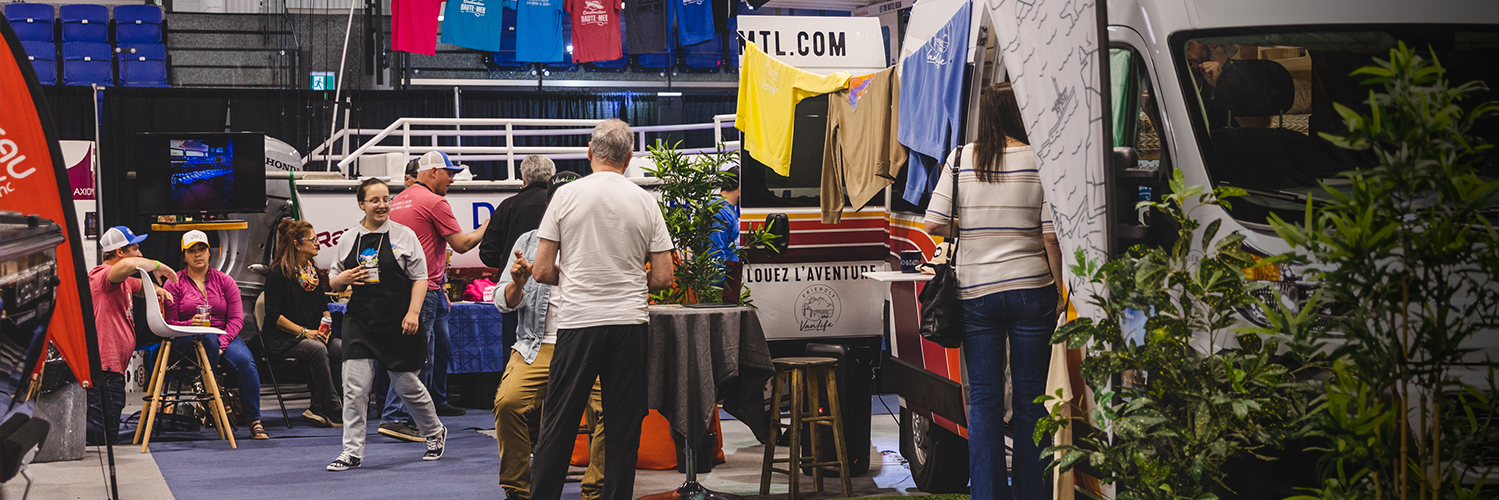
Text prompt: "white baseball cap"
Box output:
[[181, 230, 209, 250], [416, 151, 462, 172], [100, 226, 148, 252]]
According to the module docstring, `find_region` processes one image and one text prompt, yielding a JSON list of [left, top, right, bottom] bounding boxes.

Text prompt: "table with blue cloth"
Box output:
[[329, 301, 510, 408], [329, 301, 510, 373], [445, 301, 511, 373]]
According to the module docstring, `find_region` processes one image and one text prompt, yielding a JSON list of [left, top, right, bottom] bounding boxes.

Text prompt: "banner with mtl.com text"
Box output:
[[1, 21, 99, 387]]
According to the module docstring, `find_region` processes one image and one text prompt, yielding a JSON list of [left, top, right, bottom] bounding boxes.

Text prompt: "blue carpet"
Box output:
[[146, 409, 525, 500]]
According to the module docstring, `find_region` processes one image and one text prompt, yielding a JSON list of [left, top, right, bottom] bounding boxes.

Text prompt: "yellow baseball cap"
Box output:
[[181, 230, 209, 250]]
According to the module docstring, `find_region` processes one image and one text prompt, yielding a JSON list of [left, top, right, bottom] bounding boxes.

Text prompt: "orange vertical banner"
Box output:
[[1, 22, 99, 388]]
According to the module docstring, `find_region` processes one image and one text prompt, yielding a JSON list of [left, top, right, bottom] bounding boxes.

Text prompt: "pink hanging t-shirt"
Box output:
[[392, 0, 442, 55], [565, 0, 621, 63]]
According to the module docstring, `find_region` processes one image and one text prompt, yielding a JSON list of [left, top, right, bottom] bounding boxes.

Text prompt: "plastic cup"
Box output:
[[197, 304, 213, 326]]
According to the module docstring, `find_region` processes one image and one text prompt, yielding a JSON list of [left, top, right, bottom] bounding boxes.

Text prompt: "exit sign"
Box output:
[[310, 71, 335, 91]]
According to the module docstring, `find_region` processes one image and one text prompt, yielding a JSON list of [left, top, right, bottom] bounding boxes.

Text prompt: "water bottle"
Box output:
[[317, 314, 333, 343]]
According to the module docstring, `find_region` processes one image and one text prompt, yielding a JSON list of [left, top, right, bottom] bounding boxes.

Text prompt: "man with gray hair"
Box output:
[[528, 118, 674, 500], [480, 154, 557, 269]]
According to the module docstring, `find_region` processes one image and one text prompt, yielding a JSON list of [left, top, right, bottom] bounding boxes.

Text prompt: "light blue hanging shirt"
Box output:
[[897, 1, 970, 204]]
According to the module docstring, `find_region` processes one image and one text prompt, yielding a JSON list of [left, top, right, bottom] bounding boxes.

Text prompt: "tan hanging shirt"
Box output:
[[820, 67, 906, 224]]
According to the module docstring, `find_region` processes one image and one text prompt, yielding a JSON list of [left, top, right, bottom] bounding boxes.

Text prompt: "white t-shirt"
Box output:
[[328, 218, 429, 281], [541, 290, 559, 344], [538, 170, 674, 329]]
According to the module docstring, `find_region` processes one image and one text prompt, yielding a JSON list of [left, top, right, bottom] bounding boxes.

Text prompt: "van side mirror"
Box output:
[[763, 213, 789, 254]]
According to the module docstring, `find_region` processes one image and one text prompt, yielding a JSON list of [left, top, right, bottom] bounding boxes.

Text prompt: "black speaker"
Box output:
[[805, 342, 875, 476]]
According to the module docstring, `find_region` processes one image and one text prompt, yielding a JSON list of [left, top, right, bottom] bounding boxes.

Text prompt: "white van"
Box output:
[[888, 0, 1499, 494]]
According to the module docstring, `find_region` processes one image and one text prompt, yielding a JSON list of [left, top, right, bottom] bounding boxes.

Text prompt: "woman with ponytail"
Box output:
[[263, 219, 344, 427]]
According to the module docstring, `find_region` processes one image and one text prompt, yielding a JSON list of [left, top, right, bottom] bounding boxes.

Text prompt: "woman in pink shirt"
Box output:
[[163, 230, 267, 439]]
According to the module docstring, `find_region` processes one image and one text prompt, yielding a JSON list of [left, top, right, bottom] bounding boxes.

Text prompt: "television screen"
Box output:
[[137, 133, 266, 215]]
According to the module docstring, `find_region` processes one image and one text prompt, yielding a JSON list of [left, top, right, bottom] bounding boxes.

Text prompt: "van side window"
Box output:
[[1109, 47, 1170, 171]]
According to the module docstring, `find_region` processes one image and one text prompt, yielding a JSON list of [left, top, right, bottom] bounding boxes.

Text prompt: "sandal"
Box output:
[[250, 421, 269, 440]]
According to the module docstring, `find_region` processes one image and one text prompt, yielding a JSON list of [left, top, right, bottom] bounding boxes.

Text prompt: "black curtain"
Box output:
[[86, 87, 736, 236]]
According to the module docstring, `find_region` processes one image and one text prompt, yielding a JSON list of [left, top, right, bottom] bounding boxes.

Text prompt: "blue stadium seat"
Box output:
[[114, 5, 163, 44], [633, 29, 674, 72], [118, 43, 167, 87], [60, 4, 108, 42], [61, 41, 112, 86], [5, 3, 55, 42], [681, 32, 723, 72], [19, 40, 56, 84], [487, 8, 525, 70]]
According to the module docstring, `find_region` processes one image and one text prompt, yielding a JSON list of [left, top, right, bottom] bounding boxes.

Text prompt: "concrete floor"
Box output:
[[6, 391, 928, 500]]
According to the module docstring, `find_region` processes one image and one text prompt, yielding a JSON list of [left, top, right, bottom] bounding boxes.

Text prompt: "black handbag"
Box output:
[[918, 146, 965, 349]]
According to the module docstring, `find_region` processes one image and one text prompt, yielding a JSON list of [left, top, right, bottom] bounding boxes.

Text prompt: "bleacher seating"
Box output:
[[19, 40, 56, 84], [60, 4, 108, 42], [5, 3, 54, 42], [114, 5, 163, 44], [61, 41, 112, 86], [118, 43, 167, 87], [682, 32, 724, 72], [487, 8, 526, 70]]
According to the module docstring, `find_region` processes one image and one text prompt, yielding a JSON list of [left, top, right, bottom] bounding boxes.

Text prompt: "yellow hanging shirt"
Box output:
[[736, 42, 850, 177]]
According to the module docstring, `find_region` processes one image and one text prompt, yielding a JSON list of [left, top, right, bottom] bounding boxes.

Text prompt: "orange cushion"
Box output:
[[569, 409, 727, 469]]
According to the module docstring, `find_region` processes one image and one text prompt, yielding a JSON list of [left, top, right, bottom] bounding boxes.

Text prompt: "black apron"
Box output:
[[340, 231, 426, 372]]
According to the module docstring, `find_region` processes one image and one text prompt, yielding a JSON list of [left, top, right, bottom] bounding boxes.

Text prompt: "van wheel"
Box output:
[[899, 407, 970, 493]]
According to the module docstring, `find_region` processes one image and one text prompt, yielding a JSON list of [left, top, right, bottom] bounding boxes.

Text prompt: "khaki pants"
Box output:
[[493, 344, 604, 500]]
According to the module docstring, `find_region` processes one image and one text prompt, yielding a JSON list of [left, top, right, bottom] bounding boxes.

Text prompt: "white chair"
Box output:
[[130, 267, 238, 452]]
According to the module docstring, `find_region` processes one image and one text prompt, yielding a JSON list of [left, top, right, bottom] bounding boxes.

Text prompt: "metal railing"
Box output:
[[306, 114, 742, 179]]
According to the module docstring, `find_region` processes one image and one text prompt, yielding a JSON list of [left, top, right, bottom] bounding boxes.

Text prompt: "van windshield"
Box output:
[[1174, 26, 1499, 227]]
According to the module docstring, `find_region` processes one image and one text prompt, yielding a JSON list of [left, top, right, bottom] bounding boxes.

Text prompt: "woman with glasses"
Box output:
[[262, 219, 343, 427], [325, 178, 447, 472]]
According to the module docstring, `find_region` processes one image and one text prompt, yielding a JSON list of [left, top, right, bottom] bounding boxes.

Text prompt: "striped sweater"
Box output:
[[924, 144, 1055, 300]]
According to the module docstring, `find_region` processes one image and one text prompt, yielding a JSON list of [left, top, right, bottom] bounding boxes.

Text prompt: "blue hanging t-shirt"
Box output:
[[897, 1, 969, 204], [441, 0, 505, 52], [516, 0, 565, 62], [671, 0, 715, 47]]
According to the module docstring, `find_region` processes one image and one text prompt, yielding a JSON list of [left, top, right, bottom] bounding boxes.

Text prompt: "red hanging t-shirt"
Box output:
[[565, 0, 621, 63], [392, 0, 442, 55]]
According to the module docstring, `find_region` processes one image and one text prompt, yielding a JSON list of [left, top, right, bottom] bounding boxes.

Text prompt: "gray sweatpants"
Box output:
[[341, 358, 444, 459]]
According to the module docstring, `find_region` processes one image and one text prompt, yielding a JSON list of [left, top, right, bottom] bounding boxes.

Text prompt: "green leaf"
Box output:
[[1201, 219, 1222, 253]]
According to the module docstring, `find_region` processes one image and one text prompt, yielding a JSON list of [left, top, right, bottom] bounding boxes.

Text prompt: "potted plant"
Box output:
[[644, 143, 778, 305], [1262, 42, 1498, 500], [1039, 171, 1309, 500]]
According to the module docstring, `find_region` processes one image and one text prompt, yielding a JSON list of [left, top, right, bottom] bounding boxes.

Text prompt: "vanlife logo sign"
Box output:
[[735, 16, 886, 74], [745, 262, 883, 335]]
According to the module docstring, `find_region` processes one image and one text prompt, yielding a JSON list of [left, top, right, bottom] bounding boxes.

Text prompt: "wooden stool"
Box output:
[[760, 357, 851, 500], [132, 338, 237, 452]]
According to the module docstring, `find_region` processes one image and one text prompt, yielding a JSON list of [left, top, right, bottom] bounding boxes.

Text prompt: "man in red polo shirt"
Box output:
[[379, 151, 490, 441]]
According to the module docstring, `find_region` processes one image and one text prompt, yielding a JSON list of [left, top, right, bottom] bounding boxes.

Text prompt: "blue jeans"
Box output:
[[962, 286, 1056, 500], [85, 370, 127, 445], [170, 334, 262, 422], [384, 289, 450, 422]]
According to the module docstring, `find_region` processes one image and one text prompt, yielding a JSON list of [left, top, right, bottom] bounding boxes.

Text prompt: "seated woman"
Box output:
[[164, 230, 267, 439], [262, 219, 344, 427]]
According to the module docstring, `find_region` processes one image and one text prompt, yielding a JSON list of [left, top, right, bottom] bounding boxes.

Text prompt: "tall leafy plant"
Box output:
[[1262, 42, 1499, 500], [1039, 171, 1308, 500], [645, 143, 777, 305]]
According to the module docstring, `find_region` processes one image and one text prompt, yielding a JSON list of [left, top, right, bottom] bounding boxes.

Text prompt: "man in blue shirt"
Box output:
[[709, 166, 741, 303]]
